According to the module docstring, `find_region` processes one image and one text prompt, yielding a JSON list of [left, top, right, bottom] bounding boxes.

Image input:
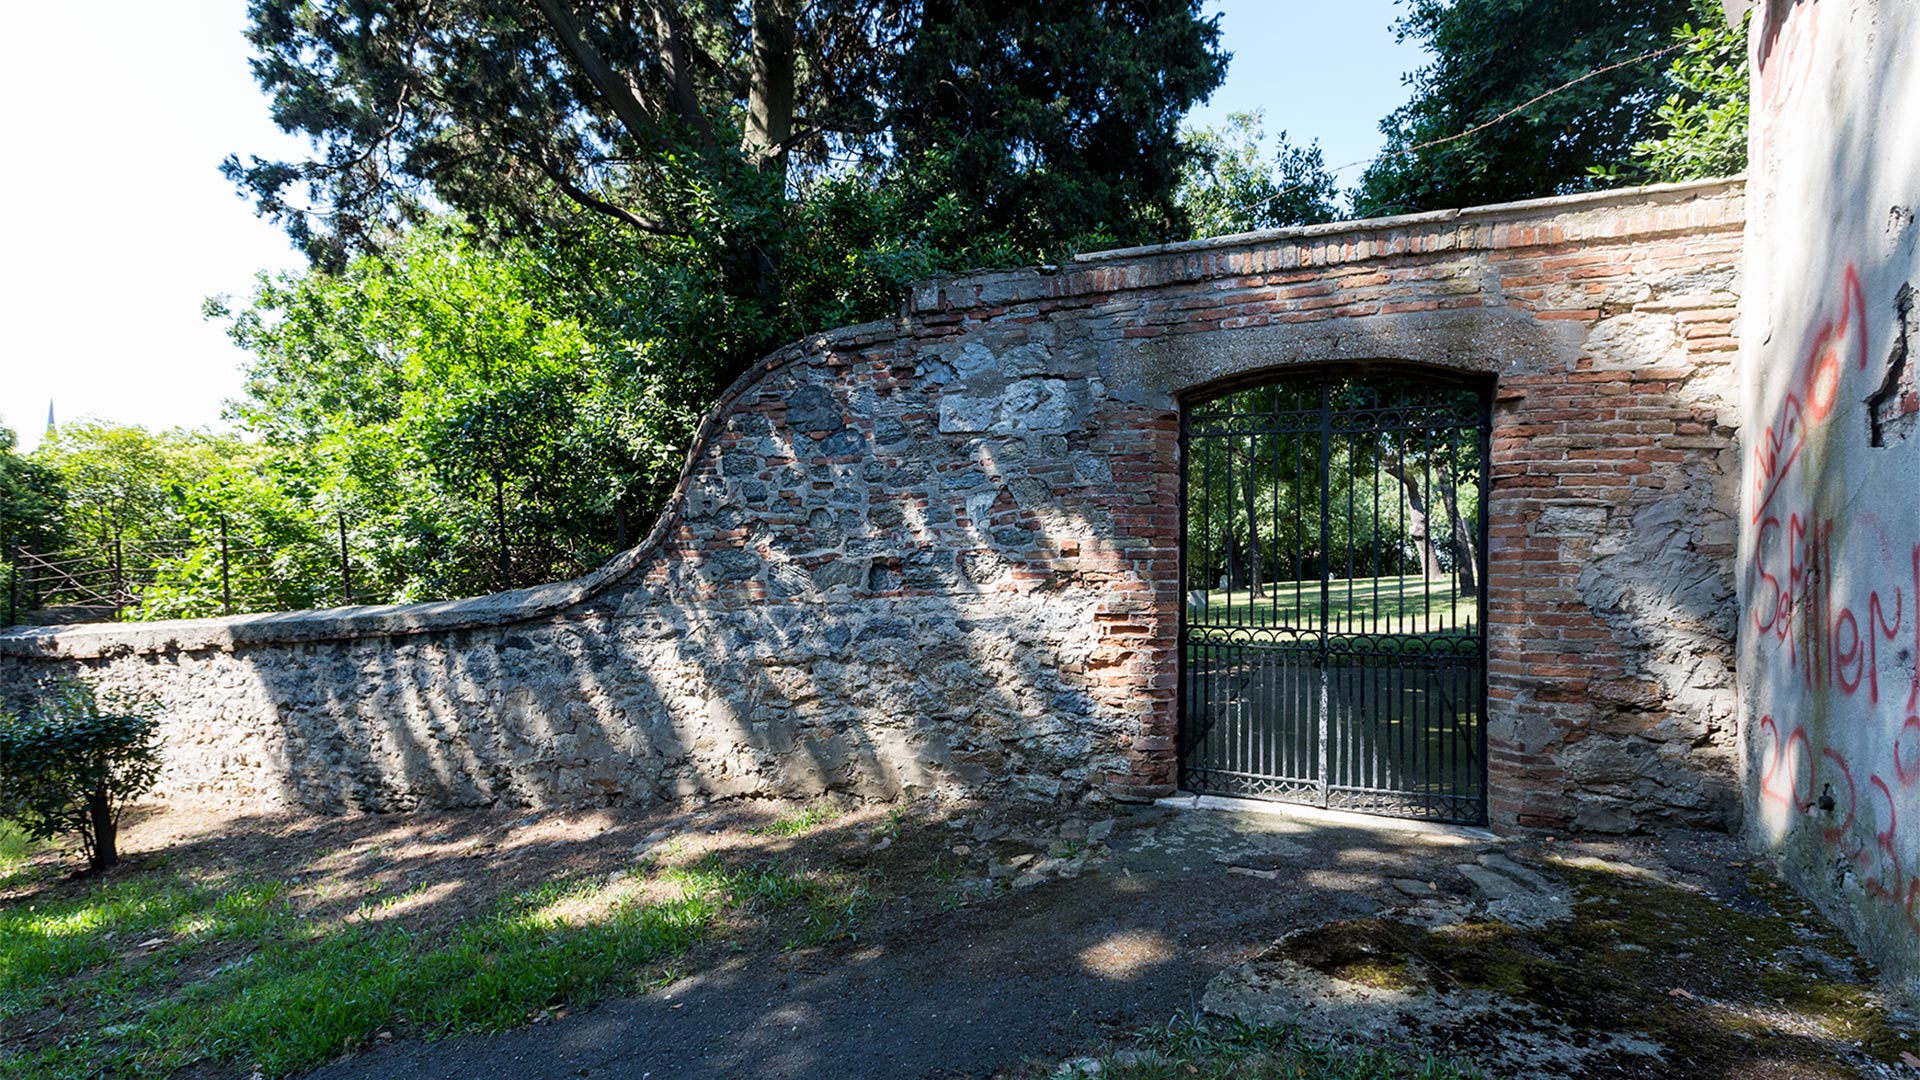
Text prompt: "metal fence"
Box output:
[[3, 514, 346, 628], [3, 506, 623, 628]]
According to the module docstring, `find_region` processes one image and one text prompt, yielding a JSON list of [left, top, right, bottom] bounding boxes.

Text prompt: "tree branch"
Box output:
[[530, 0, 661, 149], [646, 1, 720, 150], [536, 160, 685, 237]]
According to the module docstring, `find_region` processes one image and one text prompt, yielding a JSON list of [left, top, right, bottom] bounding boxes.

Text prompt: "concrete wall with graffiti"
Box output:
[[1741, 0, 1920, 978]]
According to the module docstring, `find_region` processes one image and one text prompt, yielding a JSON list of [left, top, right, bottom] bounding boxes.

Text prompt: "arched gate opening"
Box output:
[[1178, 366, 1492, 824]]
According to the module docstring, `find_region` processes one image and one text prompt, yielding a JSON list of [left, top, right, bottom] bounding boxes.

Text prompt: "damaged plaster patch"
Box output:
[[1867, 282, 1918, 447]]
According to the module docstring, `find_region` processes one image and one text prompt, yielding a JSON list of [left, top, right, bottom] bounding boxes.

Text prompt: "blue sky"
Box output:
[[0, 1, 1428, 450]]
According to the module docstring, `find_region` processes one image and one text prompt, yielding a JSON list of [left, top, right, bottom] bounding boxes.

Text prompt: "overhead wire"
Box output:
[[1232, 40, 1692, 219]]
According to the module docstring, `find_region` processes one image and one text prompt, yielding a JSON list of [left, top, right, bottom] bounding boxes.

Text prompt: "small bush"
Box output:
[[0, 679, 163, 872]]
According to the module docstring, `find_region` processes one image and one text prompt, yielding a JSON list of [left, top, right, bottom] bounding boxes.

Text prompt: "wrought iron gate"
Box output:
[[1178, 368, 1492, 824]]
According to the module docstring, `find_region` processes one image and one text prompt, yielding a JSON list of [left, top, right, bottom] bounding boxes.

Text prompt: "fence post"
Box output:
[[220, 515, 233, 616], [338, 511, 353, 606], [113, 533, 126, 605], [6, 544, 17, 627], [493, 475, 510, 593]]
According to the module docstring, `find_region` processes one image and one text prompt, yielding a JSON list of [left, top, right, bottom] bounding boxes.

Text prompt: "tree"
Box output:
[[0, 680, 163, 873], [1352, 0, 1696, 218], [1177, 111, 1342, 237], [33, 423, 189, 552], [1620, 3, 1750, 183], [219, 222, 657, 601], [0, 425, 65, 554], [227, 0, 1228, 377]]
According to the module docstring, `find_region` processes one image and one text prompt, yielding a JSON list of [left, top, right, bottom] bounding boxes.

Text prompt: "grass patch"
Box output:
[[1041, 1016, 1489, 1079], [0, 819, 46, 884], [750, 803, 841, 837], [0, 852, 875, 1078], [1190, 577, 1479, 637]]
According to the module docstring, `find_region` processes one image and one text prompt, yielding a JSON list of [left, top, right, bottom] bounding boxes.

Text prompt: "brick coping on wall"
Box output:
[[0, 176, 1746, 663], [910, 176, 1746, 316]]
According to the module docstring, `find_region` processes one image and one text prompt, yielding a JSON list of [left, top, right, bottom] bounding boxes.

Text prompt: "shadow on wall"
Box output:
[[0, 176, 1757, 839], [1742, 0, 1920, 970], [209, 318, 1174, 816]]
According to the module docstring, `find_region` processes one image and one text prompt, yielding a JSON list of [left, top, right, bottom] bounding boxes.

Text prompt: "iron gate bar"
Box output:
[[1178, 366, 1492, 825]]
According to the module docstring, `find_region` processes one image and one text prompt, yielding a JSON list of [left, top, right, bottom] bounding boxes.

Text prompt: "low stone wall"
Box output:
[[0, 179, 1747, 830]]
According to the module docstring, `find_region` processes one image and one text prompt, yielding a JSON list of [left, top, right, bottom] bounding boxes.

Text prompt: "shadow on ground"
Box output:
[[290, 803, 1912, 1080], [5, 798, 1908, 1080]]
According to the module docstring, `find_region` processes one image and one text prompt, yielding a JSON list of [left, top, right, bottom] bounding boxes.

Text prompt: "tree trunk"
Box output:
[[87, 788, 116, 872], [1383, 450, 1443, 579], [530, 0, 659, 145], [1436, 455, 1479, 599], [1236, 443, 1265, 598], [647, 2, 719, 150], [493, 467, 511, 592], [744, 0, 798, 174]]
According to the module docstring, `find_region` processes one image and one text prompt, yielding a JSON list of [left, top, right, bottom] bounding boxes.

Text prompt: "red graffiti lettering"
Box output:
[[1835, 609, 1863, 693], [1762, 719, 1920, 932], [1869, 586, 1904, 703], [1759, 715, 1814, 811], [1751, 266, 1868, 523], [1750, 508, 1914, 703], [1896, 717, 1920, 787], [1911, 545, 1920, 714]]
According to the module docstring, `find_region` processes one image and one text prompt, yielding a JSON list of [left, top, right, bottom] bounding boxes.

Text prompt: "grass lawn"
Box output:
[[1182, 576, 1485, 818], [0, 802, 891, 1079], [1188, 575, 1479, 643]]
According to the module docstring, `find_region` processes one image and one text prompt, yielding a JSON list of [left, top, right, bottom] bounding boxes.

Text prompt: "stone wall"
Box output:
[[1738, 0, 1920, 979], [0, 179, 1746, 831]]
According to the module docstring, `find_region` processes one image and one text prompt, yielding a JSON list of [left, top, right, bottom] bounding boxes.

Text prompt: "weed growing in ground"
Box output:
[[750, 803, 841, 837], [872, 806, 911, 840], [0, 819, 46, 884]]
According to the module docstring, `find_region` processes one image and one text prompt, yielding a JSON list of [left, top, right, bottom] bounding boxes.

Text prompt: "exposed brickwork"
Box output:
[[0, 181, 1745, 832]]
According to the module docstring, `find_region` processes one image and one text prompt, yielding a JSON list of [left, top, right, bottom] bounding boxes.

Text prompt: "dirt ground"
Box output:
[[10, 796, 1916, 1079]]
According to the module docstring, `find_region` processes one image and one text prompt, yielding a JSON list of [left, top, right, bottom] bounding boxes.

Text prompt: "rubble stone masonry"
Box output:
[[0, 179, 1745, 832]]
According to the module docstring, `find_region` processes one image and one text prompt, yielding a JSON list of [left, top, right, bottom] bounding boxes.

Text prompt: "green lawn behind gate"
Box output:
[[1185, 573, 1480, 654], [1181, 573, 1484, 819]]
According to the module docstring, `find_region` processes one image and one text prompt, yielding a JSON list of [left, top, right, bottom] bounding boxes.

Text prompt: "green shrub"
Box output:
[[0, 680, 163, 872]]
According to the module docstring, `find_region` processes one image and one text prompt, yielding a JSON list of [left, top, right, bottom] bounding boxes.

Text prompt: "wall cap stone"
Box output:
[[905, 177, 1747, 316], [1069, 176, 1748, 263]]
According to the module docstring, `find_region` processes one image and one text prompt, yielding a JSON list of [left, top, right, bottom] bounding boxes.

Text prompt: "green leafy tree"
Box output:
[[1177, 111, 1343, 237], [0, 425, 67, 620], [0, 680, 163, 872], [227, 0, 1228, 380], [23, 425, 319, 619], [1621, 3, 1750, 183], [32, 422, 182, 552], [0, 424, 66, 553], [219, 223, 646, 601], [1353, 0, 1697, 218]]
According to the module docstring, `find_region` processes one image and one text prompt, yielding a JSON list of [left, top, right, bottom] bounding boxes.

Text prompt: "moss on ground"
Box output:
[[1271, 857, 1911, 1077]]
